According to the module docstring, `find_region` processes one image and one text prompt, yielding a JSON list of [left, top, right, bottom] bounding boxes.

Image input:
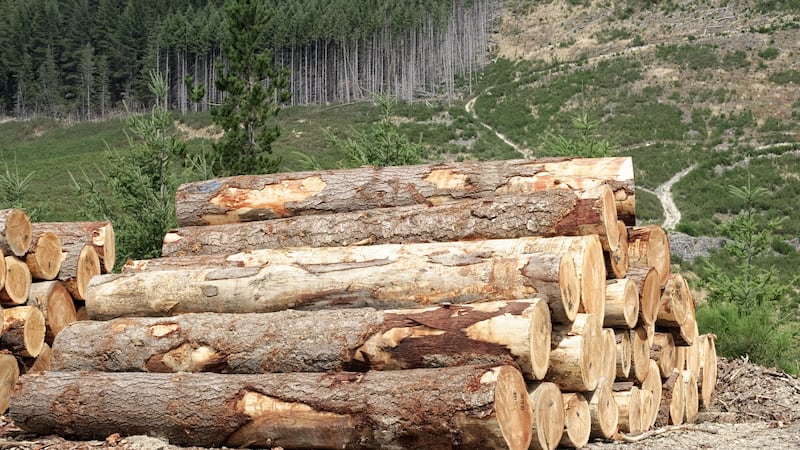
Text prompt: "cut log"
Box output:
[[682, 370, 700, 423], [547, 314, 601, 392], [0, 352, 19, 412], [627, 224, 670, 288], [614, 330, 632, 379], [638, 388, 654, 432], [23, 342, 52, 374], [612, 386, 642, 434], [664, 303, 699, 347], [656, 274, 691, 328], [604, 220, 629, 279], [698, 334, 718, 409], [640, 360, 663, 428], [24, 231, 61, 280], [651, 331, 678, 379], [2, 305, 45, 357], [655, 371, 684, 427], [59, 244, 101, 301], [528, 382, 565, 450], [558, 393, 590, 449], [10, 365, 533, 449], [88, 237, 596, 320], [27, 281, 77, 343], [587, 377, 618, 439], [0, 209, 32, 256], [164, 186, 620, 258], [684, 340, 701, 380], [52, 300, 552, 380], [174, 157, 636, 226], [603, 278, 639, 328], [626, 266, 660, 327], [629, 326, 650, 383], [32, 222, 115, 273], [0, 256, 31, 305], [600, 329, 617, 385]]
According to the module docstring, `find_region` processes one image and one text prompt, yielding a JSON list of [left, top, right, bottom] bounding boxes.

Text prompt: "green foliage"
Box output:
[[768, 70, 800, 85], [211, 0, 291, 176], [542, 111, 617, 157], [655, 44, 720, 71], [593, 27, 631, 44], [326, 94, 423, 168], [758, 47, 780, 60], [723, 50, 750, 70], [0, 156, 35, 216]]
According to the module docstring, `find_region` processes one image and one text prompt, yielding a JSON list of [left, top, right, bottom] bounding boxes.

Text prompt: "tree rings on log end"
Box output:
[[3, 209, 32, 256], [494, 365, 535, 450], [528, 382, 565, 450]]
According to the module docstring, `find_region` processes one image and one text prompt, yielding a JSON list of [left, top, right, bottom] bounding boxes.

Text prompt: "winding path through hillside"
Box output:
[[649, 164, 697, 230], [465, 95, 532, 158]]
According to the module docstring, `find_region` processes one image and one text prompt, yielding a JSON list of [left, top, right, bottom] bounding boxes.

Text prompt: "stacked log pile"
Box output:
[[9, 157, 718, 450]]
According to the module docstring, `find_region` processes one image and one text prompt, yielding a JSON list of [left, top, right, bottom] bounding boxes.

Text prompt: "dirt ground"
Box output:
[[0, 356, 798, 449]]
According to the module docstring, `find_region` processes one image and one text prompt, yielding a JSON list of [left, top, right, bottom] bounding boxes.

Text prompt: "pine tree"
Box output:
[[211, 0, 290, 176]]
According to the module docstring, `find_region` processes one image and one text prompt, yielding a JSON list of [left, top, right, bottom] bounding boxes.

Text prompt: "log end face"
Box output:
[[529, 299, 552, 380], [579, 236, 606, 324], [75, 245, 101, 301], [559, 393, 590, 449], [27, 231, 62, 280], [1, 255, 31, 305], [0, 353, 20, 413], [5, 208, 32, 256], [529, 382, 565, 450], [101, 223, 116, 273], [493, 366, 534, 450], [557, 255, 580, 322]]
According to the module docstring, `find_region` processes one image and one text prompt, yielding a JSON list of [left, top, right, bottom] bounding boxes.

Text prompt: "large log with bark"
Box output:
[[52, 300, 551, 380], [174, 157, 636, 227], [24, 231, 61, 280], [32, 222, 116, 273], [0, 209, 32, 257], [10, 365, 533, 449], [89, 236, 602, 321], [163, 185, 620, 257]]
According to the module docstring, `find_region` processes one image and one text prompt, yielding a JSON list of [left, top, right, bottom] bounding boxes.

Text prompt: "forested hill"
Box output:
[[0, 0, 497, 120]]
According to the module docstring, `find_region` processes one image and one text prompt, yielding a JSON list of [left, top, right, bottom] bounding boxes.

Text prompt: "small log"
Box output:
[[600, 329, 617, 385], [614, 330, 632, 379], [627, 224, 670, 288], [24, 230, 62, 281], [23, 342, 52, 374], [528, 382, 565, 450], [59, 244, 101, 301], [0, 352, 20, 412], [698, 334, 718, 409], [32, 222, 115, 273], [11, 365, 534, 450], [612, 386, 642, 434], [656, 274, 691, 328], [0, 256, 31, 305], [651, 332, 677, 379], [548, 314, 601, 392], [2, 305, 45, 357], [684, 340, 701, 379], [603, 278, 639, 328], [629, 326, 650, 383], [52, 300, 552, 380], [0, 209, 32, 256], [664, 303, 699, 347], [88, 237, 597, 320], [604, 220, 629, 279], [638, 388, 654, 432], [682, 370, 699, 423], [164, 186, 620, 258], [558, 393, 590, 449], [174, 157, 636, 226], [655, 371, 684, 427], [640, 360, 663, 428], [626, 267, 660, 327], [27, 281, 77, 343], [587, 377, 618, 439]]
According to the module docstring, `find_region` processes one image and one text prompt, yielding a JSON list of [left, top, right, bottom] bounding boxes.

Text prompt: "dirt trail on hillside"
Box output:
[[465, 95, 532, 158]]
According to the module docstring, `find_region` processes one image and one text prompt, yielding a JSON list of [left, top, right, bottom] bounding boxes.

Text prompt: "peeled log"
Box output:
[[2, 305, 45, 357], [11, 365, 534, 450], [655, 371, 684, 427], [627, 225, 670, 288], [164, 186, 619, 258], [24, 231, 61, 280], [32, 222, 115, 273], [587, 377, 618, 439], [528, 382, 565, 450], [558, 393, 590, 449], [603, 278, 639, 328], [656, 274, 691, 328], [27, 281, 77, 343], [698, 334, 718, 409], [0, 353, 19, 412], [0, 209, 32, 256], [650, 332, 677, 379], [174, 157, 636, 227], [547, 314, 601, 392], [88, 237, 594, 321], [53, 300, 551, 380], [0, 256, 31, 305], [612, 386, 642, 434]]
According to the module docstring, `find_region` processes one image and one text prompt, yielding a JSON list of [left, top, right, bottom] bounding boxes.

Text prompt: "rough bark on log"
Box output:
[[527, 382, 565, 450], [1, 305, 45, 357], [88, 237, 596, 321], [656, 274, 691, 328], [612, 386, 642, 434], [640, 360, 663, 428], [547, 314, 601, 392], [27, 281, 76, 343], [11, 365, 534, 450], [24, 231, 61, 280], [603, 278, 638, 328], [53, 300, 551, 380], [587, 377, 618, 439], [175, 157, 636, 227], [56, 243, 101, 301], [614, 330, 632, 379], [655, 371, 684, 427], [682, 370, 699, 423], [0, 256, 31, 305], [32, 222, 115, 273], [164, 186, 619, 258], [629, 326, 650, 383], [698, 334, 718, 409], [558, 393, 590, 449], [604, 220, 629, 279], [0, 352, 19, 412], [0, 209, 32, 257], [626, 267, 660, 327], [651, 332, 677, 379], [627, 225, 670, 288]]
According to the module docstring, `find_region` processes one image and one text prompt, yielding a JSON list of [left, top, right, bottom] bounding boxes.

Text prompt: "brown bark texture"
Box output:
[[32, 222, 116, 273], [10, 365, 534, 450], [174, 156, 635, 227], [0, 209, 32, 257], [53, 300, 551, 380]]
